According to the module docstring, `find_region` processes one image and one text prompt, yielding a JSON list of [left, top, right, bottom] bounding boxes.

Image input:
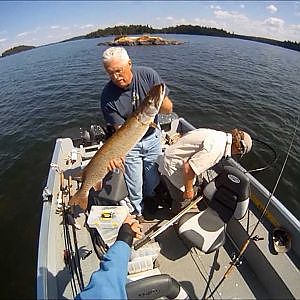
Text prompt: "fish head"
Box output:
[[140, 83, 166, 118]]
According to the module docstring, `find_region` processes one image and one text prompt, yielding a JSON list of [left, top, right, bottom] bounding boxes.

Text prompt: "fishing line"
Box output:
[[245, 137, 278, 173], [206, 114, 299, 299]]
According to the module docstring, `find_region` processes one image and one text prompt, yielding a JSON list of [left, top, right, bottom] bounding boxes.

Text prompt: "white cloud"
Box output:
[[290, 24, 300, 31], [79, 24, 95, 29], [263, 17, 285, 28], [213, 9, 248, 22], [194, 18, 218, 28], [266, 4, 278, 14], [166, 16, 174, 21], [0, 38, 7, 43], [214, 10, 231, 18], [17, 32, 30, 37], [240, 4, 245, 9], [50, 25, 60, 29], [210, 5, 221, 10]]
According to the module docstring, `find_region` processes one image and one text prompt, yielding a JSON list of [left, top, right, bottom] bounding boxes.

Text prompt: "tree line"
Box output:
[[1, 45, 36, 57], [82, 24, 300, 52]]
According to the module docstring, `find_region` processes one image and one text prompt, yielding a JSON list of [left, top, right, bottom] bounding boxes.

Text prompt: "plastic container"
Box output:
[[127, 242, 161, 275], [130, 242, 160, 261], [87, 205, 129, 244], [128, 256, 154, 275]]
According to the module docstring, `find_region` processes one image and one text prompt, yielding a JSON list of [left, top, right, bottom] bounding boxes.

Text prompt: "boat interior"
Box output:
[[37, 114, 300, 299]]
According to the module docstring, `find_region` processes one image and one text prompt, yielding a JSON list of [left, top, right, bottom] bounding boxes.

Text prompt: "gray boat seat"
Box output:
[[126, 274, 189, 299], [96, 169, 128, 203], [178, 166, 250, 253]]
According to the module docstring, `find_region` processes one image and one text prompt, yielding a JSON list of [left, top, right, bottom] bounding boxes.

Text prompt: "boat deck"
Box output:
[[51, 196, 299, 299], [37, 117, 300, 299]]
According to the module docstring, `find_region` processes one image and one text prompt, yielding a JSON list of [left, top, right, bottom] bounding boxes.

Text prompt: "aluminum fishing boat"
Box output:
[[37, 113, 300, 299]]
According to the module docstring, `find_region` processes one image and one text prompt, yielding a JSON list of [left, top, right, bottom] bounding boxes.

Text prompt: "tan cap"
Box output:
[[240, 131, 252, 154], [230, 128, 253, 156]]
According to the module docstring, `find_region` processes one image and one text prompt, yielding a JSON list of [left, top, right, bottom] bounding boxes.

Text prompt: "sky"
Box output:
[[0, 1, 300, 54]]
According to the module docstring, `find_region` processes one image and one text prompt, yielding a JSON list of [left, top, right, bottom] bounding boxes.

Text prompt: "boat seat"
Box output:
[[126, 274, 189, 299], [96, 169, 128, 203], [178, 166, 250, 253]]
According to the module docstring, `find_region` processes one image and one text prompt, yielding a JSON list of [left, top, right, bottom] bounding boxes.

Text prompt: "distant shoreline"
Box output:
[[63, 24, 300, 52], [2, 24, 300, 57], [1, 45, 36, 57]]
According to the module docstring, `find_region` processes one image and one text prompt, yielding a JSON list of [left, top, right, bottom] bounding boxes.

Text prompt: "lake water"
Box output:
[[0, 34, 299, 298]]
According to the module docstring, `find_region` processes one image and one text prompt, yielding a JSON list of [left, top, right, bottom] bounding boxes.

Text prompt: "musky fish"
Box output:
[[68, 83, 166, 210]]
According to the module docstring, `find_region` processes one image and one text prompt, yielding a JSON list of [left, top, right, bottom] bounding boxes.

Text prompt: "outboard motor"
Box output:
[[78, 124, 107, 147], [79, 127, 91, 145], [89, 124, 106, 145], [178, 166, 250, 253]]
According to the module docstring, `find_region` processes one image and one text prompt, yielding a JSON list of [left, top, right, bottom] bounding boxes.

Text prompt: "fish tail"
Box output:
[[68, 189, 89, 210]]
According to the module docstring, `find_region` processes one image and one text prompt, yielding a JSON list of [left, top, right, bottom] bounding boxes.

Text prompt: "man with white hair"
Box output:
[[101, 47, 173, 221], [158, 128, 253, 214]]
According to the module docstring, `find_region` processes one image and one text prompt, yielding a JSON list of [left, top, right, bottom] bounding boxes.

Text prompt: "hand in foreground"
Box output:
[[183, 189, 195, 200], [107, 157, 125, 172], [124, 215, 144, 240]]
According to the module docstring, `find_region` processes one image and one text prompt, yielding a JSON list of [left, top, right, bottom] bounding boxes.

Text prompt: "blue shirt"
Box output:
[[101, 66, 168, 138], [76, 240, 131, 300]]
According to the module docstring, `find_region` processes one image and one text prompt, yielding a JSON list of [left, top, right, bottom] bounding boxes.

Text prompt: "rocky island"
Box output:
[[99, 35, 183, 46], [1, 45, 36, 57]]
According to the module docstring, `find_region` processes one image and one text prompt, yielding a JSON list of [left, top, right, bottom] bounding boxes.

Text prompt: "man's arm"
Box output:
[[182, 161, 196, 200], [159, 95, 173, 114], [76, 215, 143, 300]]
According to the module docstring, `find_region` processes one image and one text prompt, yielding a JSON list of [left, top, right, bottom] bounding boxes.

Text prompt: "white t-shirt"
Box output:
[[158, 128, 229, 191]]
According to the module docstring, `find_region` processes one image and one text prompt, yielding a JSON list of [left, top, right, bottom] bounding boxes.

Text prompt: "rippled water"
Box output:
[[0, 35, 299, 298]]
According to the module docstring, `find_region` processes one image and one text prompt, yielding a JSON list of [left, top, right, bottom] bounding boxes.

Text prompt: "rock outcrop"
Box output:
[[99, 35, 183, 46]]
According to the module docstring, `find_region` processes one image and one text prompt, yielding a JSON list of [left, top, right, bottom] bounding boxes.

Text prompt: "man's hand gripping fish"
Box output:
[[68, 84, 166, 210]]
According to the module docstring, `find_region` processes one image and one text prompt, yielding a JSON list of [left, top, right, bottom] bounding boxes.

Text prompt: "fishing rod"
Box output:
[[67, 176, 85, 291], [206, 115, 299, 299], [60, 172, 78, 297]]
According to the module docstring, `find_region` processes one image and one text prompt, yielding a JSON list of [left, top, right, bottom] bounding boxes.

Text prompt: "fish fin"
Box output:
[[92, 180, 103, 192], [118, 164, 125, 174], [149, 122, 158, 129], [68, 189, 89, 210]]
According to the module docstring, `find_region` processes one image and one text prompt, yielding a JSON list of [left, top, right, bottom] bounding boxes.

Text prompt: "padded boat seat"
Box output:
[[178, 166, 250, 253], [126, 274, 189, 300], [97, 169, 128, 202]]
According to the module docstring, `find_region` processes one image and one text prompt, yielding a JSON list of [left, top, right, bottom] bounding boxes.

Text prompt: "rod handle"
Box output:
[[133, 236, 151, 250]]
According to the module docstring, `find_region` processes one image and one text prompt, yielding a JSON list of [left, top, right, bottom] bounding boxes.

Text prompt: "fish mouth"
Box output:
[[152, 84, 166, 110], [138, 84, 166, 120]]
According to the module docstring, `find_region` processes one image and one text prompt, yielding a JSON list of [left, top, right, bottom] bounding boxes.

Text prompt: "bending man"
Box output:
[[158, 128, 252, 214]]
